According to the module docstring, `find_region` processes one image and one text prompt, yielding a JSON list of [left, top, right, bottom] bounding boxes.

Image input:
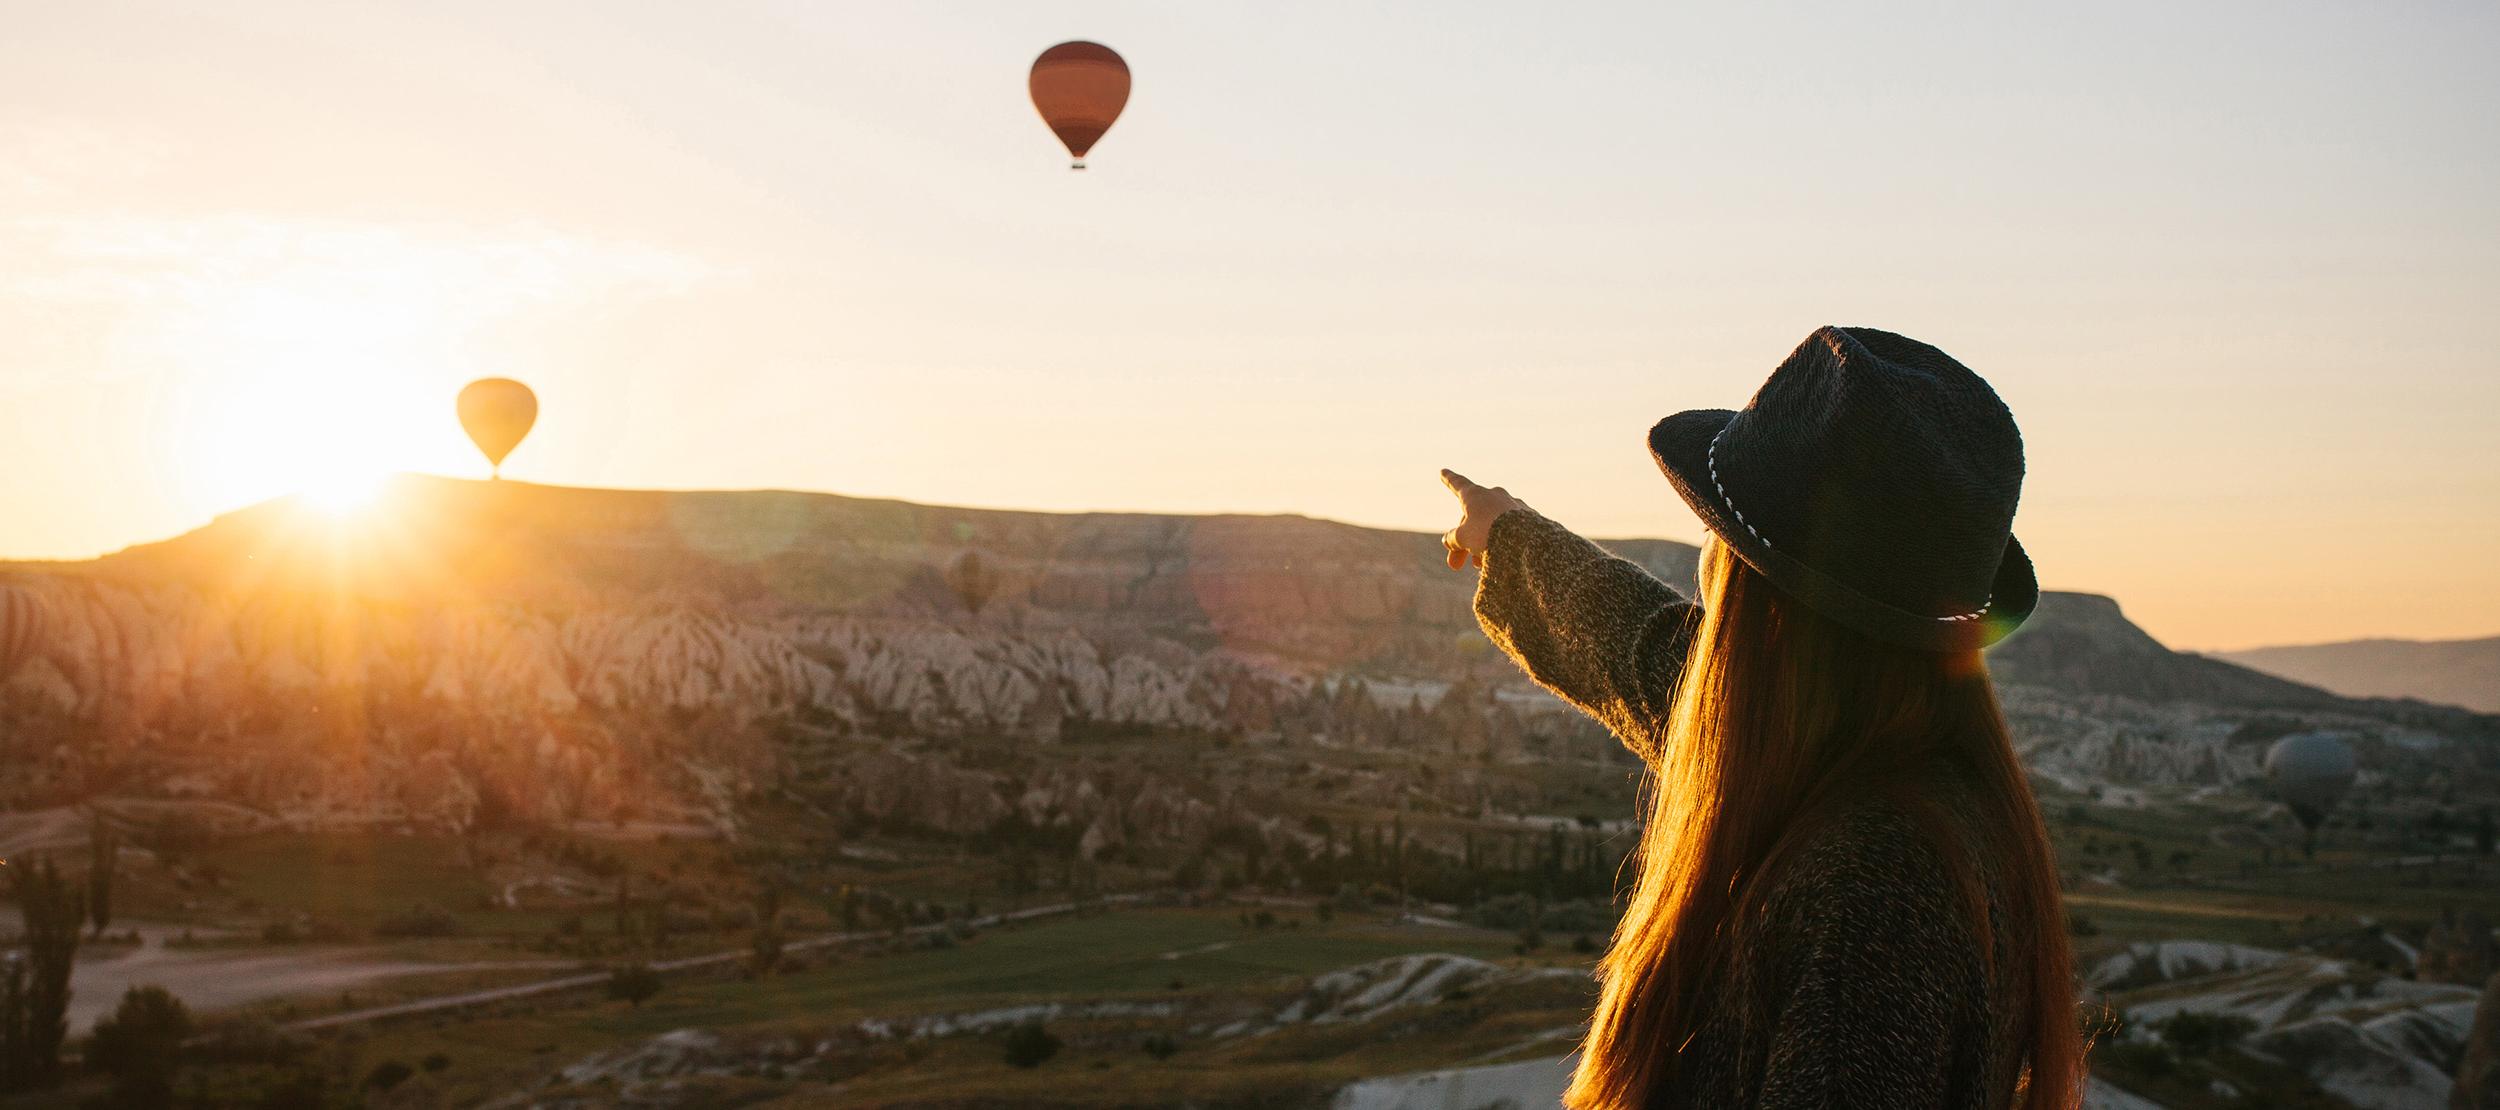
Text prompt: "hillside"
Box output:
[[2221, 636, 2500, 714], [7, 474, 2352, 706], [8, 478, 2498, 1110], [1987, 593, 2352, 711], [0, 475, 2438, 832]]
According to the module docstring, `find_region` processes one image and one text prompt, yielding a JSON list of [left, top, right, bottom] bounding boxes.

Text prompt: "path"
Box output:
[[0, 910, 571, 1033], [283, 895, 1145, 1033]]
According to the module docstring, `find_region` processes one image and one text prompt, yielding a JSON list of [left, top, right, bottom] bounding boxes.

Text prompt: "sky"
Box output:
[[2, 1, 2494, 651]]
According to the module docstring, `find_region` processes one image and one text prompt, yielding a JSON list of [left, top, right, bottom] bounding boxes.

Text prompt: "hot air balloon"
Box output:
[[0, 581, 49, 681], [1029, 41, 1129, 169], [946, 550, 999, 614], [2266, 731, 2357, 858], [457, 378, 538, 479]]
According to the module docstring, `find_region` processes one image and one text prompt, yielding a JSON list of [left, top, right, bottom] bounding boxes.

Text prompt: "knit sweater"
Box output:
[[1473, 509, 2032, 1110]]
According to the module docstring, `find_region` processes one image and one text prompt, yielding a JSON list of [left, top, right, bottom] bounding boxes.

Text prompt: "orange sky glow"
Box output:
[[2, 2, 2495, 652]]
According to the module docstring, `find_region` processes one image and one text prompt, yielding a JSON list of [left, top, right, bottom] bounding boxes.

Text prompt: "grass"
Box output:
[[193, 832, 497, 928], [588, 907, 1527, 1037], [340, 905, 1555, 1106]]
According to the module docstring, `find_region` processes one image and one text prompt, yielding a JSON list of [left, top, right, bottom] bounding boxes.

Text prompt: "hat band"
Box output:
[[1706, 424, 1993, 624]]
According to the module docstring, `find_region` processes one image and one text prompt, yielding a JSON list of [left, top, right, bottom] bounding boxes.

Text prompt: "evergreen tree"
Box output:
[[614, 874, 637, 945], [606, 963, 662, 1007], [87, 817, 117, 938], [0, 952, 27, 1088], [5, 857, 85, 1088], [86, 985, 190, 1103], [750, 883, 785, 976]]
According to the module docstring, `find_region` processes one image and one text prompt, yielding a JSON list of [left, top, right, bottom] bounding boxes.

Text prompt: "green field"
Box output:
[[339, 905, 1576, 1108]]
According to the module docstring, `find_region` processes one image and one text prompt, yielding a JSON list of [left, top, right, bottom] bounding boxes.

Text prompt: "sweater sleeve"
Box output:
[[1469, 509, 1700, 761], [1754, 810, 1969, 1110]]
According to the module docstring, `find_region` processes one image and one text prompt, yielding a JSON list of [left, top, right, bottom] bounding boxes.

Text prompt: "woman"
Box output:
[[1438, 326, 2080, 1109]]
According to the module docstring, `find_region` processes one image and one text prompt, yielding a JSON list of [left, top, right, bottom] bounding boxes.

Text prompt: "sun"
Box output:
[[298, 467, 391, 515], [189, 368, 421, 517], [164, 278, 460, 519]]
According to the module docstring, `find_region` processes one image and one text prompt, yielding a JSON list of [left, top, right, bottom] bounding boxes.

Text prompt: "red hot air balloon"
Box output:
[[1029, 41, 1129, 169], [456, 378, 538, 479]]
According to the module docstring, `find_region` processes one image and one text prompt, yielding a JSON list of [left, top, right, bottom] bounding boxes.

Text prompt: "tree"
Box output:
[[606, 964, 662, 1008], [0, 953, 26, 1090], [750, 884, 785, 977], [2156, 1010, 2257, 1057], [1002, 1020, 1061, 1068], [88, 817, 118, 938], [614, 874, 639, 946], [364, 1059, 416, 1091], [1172, 854, 1207, 891], [3, 857, 86, 1088], [86, 985, 190, 1102]]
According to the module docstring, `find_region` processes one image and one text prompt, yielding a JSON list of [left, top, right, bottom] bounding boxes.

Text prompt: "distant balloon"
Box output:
[[1029, 41, 1129, 169], [2266, 731, 2357, 856], [0, 581, 49, 681], [457, 378, 538, 479], [946, 551, 999, 614]]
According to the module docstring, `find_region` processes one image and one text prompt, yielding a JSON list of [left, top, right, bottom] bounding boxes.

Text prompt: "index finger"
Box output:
[[1439, 468, 1479, 495]]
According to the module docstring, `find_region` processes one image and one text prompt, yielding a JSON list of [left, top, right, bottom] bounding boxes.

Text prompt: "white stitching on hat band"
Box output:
[[1706, 424, 1992, 623]]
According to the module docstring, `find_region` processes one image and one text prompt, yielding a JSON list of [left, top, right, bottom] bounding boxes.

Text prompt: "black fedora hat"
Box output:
[[1648, 326, 2037, 651]]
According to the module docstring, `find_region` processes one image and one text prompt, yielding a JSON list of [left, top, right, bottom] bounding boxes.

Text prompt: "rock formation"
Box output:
[[0, 476, 2477, 835]]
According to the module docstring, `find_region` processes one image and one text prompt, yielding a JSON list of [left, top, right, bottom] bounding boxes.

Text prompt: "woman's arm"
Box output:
[[1439, 470, 1698, 760]]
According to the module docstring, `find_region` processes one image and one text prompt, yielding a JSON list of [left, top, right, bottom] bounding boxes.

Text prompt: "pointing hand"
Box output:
[[1439, 469, 1528, 571]]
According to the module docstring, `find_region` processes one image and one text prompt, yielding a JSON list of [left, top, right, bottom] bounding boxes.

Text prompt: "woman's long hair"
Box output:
[[1565, 540, 2080, 1109]]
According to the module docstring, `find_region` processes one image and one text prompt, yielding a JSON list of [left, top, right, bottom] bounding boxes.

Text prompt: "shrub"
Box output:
[[2157, 1010, 2258, 1057], [1141, 1033, 1179, 1060], [606, 964, 662, 1008], [420, 1053, 451, 1073], [374, 902, 461, 938], [183, 1018, 308, 1069], [363, 1059, 415, 1091], [1002, 1021, 1061, 1069], [86, 985, 191, 1099], [170, 1063, 334, 1108]]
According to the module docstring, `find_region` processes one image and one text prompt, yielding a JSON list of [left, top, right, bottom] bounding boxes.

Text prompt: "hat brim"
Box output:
[[1647, 409, 2037, 652]]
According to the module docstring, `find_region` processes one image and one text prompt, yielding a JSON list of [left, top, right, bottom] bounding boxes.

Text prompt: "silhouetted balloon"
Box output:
[[457, 378, 538, 479], [1029, 41, 1129, 169], [0, 581, 48, 680], [946, 551, 999, 614], [2266, 731, 2356, 856]]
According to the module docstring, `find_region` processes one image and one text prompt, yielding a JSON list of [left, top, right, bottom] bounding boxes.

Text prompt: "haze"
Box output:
[[2, 1, 2494, 651]]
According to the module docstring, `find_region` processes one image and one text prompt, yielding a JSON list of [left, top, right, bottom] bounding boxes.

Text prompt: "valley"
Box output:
[[3, 477, 2496, 1108]]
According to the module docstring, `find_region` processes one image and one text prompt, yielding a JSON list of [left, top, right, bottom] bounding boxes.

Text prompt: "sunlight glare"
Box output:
[[155, 262, 472, 518], [299, 467, 390, 515]]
